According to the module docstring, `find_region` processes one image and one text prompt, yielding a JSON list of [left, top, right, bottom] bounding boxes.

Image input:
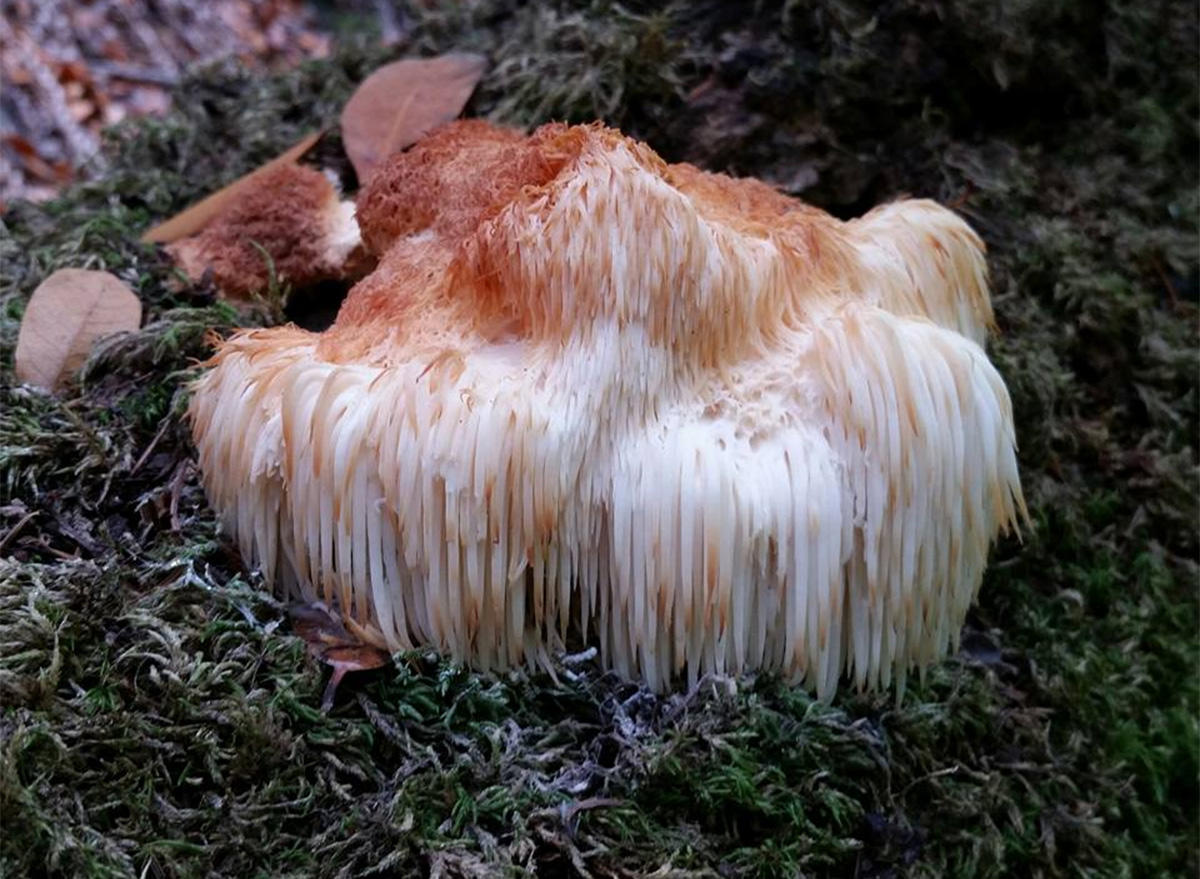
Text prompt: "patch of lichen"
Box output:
[[1, 1, 1196, 876]]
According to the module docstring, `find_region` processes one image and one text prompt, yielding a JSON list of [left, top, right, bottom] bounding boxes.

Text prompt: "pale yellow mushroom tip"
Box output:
[[189, 120, 1025, 696]]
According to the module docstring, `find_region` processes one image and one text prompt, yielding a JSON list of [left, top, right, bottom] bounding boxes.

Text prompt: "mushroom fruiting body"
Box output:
[[190, 121, 1026, 696], [168, 163, 367, 298]]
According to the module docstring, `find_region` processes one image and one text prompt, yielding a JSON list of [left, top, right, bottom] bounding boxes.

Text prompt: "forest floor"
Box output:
[[1, 2, 1197, 876]]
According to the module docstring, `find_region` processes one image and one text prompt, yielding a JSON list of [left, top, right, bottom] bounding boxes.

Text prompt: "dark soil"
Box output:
[[1, 2, 1196, 876]]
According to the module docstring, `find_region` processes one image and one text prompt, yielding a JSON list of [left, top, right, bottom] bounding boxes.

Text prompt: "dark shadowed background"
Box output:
[[1, 2, 1196, 876]]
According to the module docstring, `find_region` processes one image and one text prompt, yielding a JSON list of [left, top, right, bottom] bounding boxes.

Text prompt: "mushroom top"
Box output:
[[321, 120, 992, 364], [168, 162, 363, 298], [190, 120, 1024, 696]]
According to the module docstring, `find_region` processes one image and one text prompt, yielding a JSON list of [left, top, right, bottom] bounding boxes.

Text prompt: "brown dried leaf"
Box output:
[[340, 53, 486, 184], [140, 130, 323, 244], [288, 603, 390, 666], [323, 645, 391, 671], [289, 602, 391, 711], [14, 269, 142, 392], [289, 601, 358, 650]]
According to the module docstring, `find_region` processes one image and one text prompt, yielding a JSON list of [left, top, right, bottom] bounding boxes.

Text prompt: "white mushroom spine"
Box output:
[[190, 134, 1026, 696]]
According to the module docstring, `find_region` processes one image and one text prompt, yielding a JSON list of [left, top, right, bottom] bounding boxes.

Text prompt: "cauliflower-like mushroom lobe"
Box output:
[[168, 163, 367, 298], [190, 120, 1026, 696]]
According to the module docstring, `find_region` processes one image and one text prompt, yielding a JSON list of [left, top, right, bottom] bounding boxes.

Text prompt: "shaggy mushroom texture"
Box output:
[[169, 163, 367, 298], [190, 121, 1026, 696]]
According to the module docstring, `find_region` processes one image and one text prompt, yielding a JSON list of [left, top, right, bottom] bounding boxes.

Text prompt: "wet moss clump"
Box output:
[[1, 1, 1196, 876]]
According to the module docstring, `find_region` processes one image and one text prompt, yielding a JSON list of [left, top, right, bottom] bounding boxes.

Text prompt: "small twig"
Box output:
[[91, 61, 180, 88], [168, 460, 189, 531], [993, 761, 1055, 774], [898, 764, 963, 798], [0, 510, 39, 556], [131, 418, 173, 475], [38, 537, 80, 561], [562, 797, 622, 823]]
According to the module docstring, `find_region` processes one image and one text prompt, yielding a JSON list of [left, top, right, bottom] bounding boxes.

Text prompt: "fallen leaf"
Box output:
[[289, 601, 359, 650], [141, 130, 323, 244], [288, 602, 391, 711], [323, 645, 391, 669], [340, 53, 486, 184], [14, 269, 142, 391]]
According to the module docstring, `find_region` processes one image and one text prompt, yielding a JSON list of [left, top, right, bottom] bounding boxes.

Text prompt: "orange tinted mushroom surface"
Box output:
[[169, 162, 366, 298], [189, 121, 1026, 696]]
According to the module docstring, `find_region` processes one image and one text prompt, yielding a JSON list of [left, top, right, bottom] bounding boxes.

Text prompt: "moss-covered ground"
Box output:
[[1, 2, 1196, 876]]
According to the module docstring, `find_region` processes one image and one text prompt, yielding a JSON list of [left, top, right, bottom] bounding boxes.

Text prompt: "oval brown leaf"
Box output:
[[14, 269, 142, 391], [340, 53, 486, 184]]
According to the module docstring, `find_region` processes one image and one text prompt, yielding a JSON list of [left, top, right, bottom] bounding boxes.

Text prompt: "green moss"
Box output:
[[1, 1, 1196, 876]]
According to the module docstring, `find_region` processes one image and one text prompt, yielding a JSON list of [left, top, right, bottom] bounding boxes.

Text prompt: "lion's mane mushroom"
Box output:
[[190, 121, 1026, 696], [169, 163, 368, 298]]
